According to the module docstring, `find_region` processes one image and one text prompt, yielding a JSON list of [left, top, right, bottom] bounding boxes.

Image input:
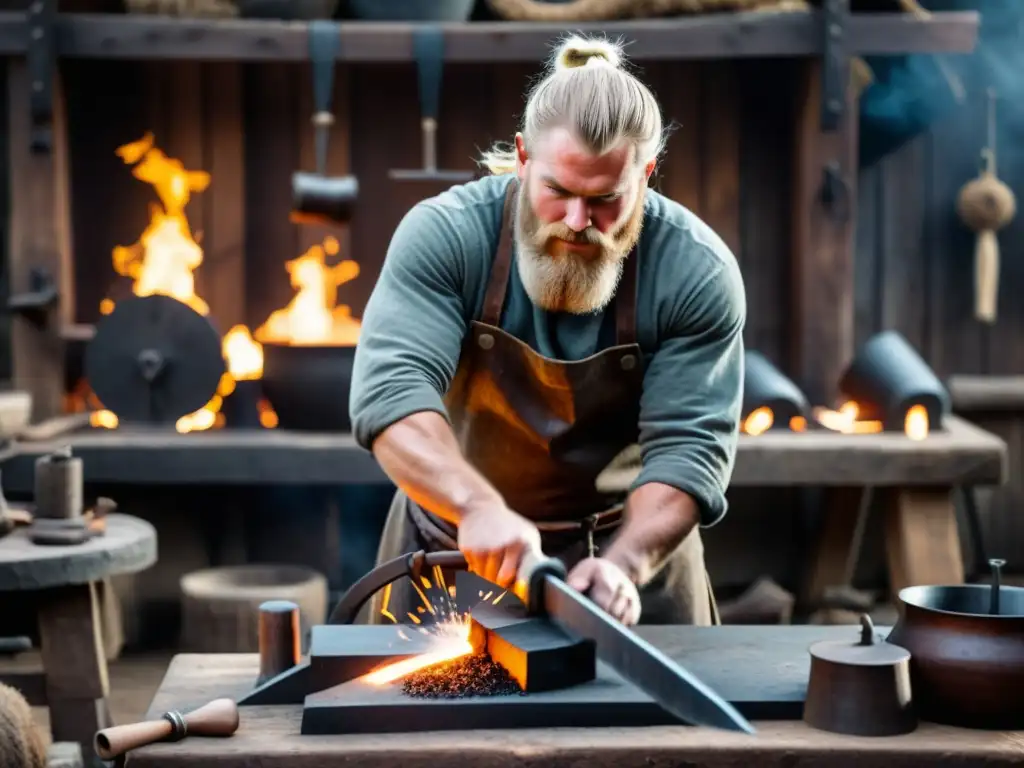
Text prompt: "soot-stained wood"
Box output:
[[791, 59, 859, 408], [0, 12, 982, 62], [7, 59, 74, 421]]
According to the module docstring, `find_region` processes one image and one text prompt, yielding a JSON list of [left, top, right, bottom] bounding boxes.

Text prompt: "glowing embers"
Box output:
[[742, 333, 949, 439], [741, 351, 811, 435]]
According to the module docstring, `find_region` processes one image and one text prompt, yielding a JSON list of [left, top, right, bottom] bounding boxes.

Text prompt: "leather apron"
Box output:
[[362, 180, 719, 627]]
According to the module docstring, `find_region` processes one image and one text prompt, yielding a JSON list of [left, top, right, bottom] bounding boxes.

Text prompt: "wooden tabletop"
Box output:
[[127, 626, 1024, 768], [0, 513, 157, 591], [0, 414, 1007, 492]]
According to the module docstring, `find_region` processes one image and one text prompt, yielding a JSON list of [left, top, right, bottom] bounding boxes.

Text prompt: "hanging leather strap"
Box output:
[[480, 178, 639, 346]]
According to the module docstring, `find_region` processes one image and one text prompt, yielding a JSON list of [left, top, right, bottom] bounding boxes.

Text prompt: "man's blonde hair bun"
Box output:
[[554, 35, 622, 71]]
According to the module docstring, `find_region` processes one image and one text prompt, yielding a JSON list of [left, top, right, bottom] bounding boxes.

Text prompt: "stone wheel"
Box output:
[[180, 564, 328, 653]]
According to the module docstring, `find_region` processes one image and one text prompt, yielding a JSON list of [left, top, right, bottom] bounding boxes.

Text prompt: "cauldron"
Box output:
[[887, 582, 1024, 729], [260, 342, 356, 432]]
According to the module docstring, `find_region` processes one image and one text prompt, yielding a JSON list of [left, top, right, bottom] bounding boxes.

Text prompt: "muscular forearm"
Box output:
[[602, 482, 701, 586], [370, 411, 504, 526]]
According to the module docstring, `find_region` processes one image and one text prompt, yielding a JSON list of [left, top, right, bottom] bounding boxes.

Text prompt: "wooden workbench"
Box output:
[[126, 626, 1023, 768]]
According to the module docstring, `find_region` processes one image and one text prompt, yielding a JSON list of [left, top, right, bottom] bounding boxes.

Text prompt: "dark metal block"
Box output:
[[469, 603, 596, 693], [838, 330, 951, 431], [299, 660, 678, 735], [742, 351, 810, 430], [308, 625, 448, 690]]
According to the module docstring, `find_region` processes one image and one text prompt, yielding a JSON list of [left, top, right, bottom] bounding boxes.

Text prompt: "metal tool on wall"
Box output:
[[389, 26, 475, 185], [291, 20, 360, 227]]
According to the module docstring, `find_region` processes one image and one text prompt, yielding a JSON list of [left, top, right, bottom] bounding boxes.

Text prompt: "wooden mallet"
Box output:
[[93, 698, 239, 761]]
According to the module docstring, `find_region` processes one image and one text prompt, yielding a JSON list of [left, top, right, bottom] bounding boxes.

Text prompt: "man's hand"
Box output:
[[459, 504, 542, 588], [566, 557, 641, 625]]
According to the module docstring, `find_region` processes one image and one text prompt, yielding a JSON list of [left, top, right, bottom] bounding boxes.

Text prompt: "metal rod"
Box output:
[[988, 558, 1005, 615], [422, 117, 437, 172]]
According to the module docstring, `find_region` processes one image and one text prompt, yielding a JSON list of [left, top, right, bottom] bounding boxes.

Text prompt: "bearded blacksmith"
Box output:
[[349, 34, 746, 627]]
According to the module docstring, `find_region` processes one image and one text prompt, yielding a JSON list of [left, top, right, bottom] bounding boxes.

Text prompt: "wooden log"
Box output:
[[180, 564, 328, 653]]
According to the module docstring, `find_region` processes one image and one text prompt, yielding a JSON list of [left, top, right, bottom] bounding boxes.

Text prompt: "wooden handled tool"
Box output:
[[93, 697, 239, 760]]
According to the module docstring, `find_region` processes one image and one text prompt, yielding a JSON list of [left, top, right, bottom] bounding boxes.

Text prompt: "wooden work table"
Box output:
[[127, 626, 1023, 768]]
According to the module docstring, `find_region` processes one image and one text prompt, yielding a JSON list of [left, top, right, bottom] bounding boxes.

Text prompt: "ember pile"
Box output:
[[402, 652, 525, 699]]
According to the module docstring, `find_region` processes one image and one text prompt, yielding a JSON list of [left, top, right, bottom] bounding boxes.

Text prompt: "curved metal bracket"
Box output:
[[326, 549, 468, 625], [8, 266, 58, 328]]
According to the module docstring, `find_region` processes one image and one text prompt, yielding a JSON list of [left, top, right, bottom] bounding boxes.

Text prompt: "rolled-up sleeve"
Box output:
[[633, 257, 746, 527], [349, 202, 468, 450]]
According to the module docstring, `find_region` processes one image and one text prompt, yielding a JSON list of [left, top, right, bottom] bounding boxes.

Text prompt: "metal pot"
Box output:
[[886, 579, 1024, 729], [346, 0, 475, 21], [260, 342, 356, 432]]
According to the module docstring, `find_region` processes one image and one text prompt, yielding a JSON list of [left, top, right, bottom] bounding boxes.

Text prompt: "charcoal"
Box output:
[[401, 652, 526, 699]]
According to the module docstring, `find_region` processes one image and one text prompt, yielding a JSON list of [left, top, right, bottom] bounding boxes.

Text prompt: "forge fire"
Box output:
[[66, 133, 365, 432], [355, 569, 530, 699]]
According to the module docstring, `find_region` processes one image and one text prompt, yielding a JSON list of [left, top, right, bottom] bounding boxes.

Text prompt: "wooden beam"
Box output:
[[0, 415, 1005, 491], [0, 11, 980, 62], [6, 61, 73, 422], [790, 58, 859, 408], [948, 374, 1024, 412]]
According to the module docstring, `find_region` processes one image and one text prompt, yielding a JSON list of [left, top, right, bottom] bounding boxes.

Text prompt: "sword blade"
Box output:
[[541, 576, 755, 734]]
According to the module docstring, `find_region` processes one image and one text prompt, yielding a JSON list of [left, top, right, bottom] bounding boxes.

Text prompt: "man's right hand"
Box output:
[[458, 503, 542, 589]]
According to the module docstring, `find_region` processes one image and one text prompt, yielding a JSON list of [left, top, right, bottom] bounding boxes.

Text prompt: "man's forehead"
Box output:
[[529, 127, 634, 194]]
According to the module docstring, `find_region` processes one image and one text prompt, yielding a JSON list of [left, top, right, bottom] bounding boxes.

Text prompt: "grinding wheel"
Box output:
[[84, 295, 226, 425]]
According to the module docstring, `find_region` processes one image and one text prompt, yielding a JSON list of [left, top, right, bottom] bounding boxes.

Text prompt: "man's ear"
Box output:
[[515, 133, 528, 179]]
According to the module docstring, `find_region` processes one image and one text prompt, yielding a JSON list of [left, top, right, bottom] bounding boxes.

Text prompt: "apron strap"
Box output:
[[480, 177, 641, 346], [480, 179, 518, 327], [615, 242, 639, 346]]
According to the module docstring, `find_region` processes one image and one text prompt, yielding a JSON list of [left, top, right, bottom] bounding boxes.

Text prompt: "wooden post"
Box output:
[[790, 59, 859, 407], [7, 60, 73, 422]]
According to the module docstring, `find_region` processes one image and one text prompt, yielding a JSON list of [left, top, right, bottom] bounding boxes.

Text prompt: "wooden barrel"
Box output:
[[179, 564, 328, 653]]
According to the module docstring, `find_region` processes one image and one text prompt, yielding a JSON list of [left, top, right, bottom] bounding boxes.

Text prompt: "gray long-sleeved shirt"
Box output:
[[349, 173, 746, 527]]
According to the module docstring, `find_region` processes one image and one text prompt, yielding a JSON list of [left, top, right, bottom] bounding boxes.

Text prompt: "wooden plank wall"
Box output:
[[57, 56, 799, 597], [63, 57, 795, 351], [854, 82, 1024, 573]]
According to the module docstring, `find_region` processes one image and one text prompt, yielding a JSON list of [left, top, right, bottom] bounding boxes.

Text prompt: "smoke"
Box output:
[[859, 0, 1024, 168]]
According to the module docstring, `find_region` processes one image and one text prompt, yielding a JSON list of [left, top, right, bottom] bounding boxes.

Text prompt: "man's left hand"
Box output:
[[566, 557, 641, 625]]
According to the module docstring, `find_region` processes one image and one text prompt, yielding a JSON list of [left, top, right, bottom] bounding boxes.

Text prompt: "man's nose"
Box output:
[[563, 198, 591, 232]]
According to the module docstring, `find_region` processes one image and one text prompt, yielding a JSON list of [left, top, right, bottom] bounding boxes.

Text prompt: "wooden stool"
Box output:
[[0, 514, 157, 763]]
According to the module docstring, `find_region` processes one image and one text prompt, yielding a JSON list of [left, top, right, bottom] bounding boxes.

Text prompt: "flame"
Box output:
[[362, 566, 518, 686], [89, 134, 269, 432], [254, 237, 362, 346], [361, 622, 474, 685], [742, 406, 774, 436], [904, 404, 929, 440], [813, 401, 884, 434], [814, 400, 930, 438]]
